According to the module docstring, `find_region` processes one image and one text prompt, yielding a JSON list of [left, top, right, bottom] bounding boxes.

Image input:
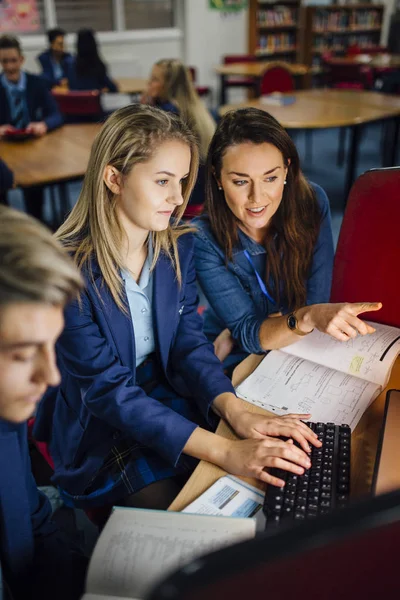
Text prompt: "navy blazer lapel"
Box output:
[[91, 267, 136, 375], [153, 251, 179, 371]]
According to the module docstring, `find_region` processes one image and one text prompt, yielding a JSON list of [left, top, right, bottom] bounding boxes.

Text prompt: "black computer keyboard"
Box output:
[[263, 421, 351, 529]]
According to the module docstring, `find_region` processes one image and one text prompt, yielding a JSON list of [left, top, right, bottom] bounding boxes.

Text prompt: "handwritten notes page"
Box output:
[[236, 322, 400, 431], [282, 322, 400, 387], [236, 350, 380, 430], [85, 508, 255, 600]]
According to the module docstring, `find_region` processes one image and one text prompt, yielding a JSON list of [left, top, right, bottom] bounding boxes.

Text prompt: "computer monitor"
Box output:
[[372, 389, 400, 496], [147, 489, 400, 600]]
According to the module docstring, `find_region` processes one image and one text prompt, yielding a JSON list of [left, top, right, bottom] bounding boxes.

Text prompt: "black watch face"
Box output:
[[288, 315, 297, 330]]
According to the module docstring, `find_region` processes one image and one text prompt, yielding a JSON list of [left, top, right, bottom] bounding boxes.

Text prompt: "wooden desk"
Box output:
[[219, 89, 400, 198], [328, 54, 400, 70], [114, 77, 147, 96], [170, 355, 400, 512], [53, 78, 147, 96], [215, 62, 319, 105], [0, 123, 101, 188]]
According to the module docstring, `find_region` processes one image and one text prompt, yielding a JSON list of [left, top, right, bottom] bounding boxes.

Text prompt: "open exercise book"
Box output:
[[236, 321, 400, 431], [82, 501, 256, 600]]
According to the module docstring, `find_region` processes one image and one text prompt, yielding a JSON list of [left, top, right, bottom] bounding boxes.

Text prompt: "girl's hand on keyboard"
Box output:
[[229, 411, 322, 453], [219, 437, 311, 487]]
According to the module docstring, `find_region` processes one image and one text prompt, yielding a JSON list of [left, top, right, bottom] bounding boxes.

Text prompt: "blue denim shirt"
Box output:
[[193, 183, 334, 360]]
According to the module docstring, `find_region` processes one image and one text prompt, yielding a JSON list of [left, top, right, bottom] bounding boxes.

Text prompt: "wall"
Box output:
[[182, 0, 248, 100], [18, 0, 247, 103], [20, 28, 183, 79]]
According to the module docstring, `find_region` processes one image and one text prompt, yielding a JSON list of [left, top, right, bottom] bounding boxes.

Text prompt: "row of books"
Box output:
[[313, 9, 382, 32], [313, 34, 381, 53], [257, 32, 296, 52], [257, 7, 297, 27]]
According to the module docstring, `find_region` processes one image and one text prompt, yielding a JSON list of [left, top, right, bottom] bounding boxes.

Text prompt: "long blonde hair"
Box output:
[[156, 59, 215, 161], [56, 104, 199, 311]]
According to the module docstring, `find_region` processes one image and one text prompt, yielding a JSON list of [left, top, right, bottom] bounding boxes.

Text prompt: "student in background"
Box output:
[[67, 28, 118, 92], [37, 28, 73, 89], [34, 105, 321, 519], [194, 108, 382, 368], [0, 158, 14, 205], [0, 206, 86, 600], [0, 35, 63, 222], [142, 58, 215, 205]]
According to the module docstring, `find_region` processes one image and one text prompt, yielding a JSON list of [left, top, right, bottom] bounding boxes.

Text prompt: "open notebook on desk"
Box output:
[[236, 322, 400, 430], [81, 507, 255, 600]]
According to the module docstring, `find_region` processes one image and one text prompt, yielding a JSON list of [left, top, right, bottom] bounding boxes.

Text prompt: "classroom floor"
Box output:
[[7, 120, 386, 247]]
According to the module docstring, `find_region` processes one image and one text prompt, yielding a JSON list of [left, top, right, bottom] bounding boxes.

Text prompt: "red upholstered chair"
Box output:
[[324, 60, 373, 90], [259, 64, 295, 95], [188, 66, 211, 100], [346, 43, 362, 57], [330, 167, 400, 328], [52, 90, 103, 118], [182, 203, 203, 219]]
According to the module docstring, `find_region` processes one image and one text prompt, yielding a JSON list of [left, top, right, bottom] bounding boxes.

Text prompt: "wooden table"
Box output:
[[328, 54, 400, 70], [0, 123, 102, 223], [169, 354, 400, 512], [219, 89, 400, 198], [114, 77, 147, 96], [215, 62, 320, 105], [53, 78, 147, 97], [0, 123, 101, 188]]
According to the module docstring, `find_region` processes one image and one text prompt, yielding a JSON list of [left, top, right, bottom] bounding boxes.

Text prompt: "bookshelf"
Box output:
[[300, 4, 385, 68], [248, 0, 302, 62]]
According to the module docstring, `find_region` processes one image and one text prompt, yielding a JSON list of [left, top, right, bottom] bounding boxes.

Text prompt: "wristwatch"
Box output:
[[287, 311, 313, 336]]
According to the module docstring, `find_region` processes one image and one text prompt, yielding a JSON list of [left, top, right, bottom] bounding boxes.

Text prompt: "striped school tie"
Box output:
[[11, 88, 27, 129]]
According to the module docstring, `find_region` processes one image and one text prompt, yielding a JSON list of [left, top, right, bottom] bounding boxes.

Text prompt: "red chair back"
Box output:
[[52, 90, 102, 116], [223, 54, 256, 65], [325, 61, 373, 89], [347, 43, 361, 57], [260, 65, 294, 95], [331, 167, 400, 327]]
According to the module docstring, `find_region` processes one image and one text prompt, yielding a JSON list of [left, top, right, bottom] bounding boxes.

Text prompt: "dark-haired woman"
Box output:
[[67, 28, 118, 92], [194, 108, 381, 369]]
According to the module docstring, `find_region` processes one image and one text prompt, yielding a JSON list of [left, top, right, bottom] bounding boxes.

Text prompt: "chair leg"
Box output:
[[337, 127, 347, 167], [305, 130, 313, 164]]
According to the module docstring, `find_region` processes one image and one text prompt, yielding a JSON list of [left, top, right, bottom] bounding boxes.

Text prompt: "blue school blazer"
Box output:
[[34, 233, 235, 496], [0, 72, 63, 131], [0, 420, 86, 600], [37, 49, 74, 88]]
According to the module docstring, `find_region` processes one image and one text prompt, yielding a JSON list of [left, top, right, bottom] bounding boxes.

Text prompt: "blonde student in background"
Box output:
[[34, 105, 322, 521], [141, 58, 215, 205]]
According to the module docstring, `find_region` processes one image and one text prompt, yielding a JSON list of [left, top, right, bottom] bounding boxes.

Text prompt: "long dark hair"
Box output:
[[204, 107, 322, 310], [75, 28, 106, 80]]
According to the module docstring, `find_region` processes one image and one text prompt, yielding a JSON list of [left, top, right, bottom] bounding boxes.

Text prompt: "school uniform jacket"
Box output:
[[34, 233, 235, 497], [0, 420, 86, 600], [0, 72, 63, 131]]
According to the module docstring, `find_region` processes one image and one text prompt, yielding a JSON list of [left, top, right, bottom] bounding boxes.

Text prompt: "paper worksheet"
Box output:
[[183, 475, 266, 531]]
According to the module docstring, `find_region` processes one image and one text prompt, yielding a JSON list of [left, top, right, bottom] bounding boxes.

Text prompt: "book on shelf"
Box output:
[[236, 322, 400, 431], [81, 506, 256, 600]]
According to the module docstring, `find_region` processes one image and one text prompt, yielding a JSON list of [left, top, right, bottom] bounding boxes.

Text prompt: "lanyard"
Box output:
[[243, 250, 276, 305]]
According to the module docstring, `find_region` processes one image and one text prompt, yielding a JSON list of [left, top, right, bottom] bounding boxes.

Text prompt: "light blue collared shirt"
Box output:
[[122, 243, 155, 367], [1, 71, 29, 126], [51, 58, 63, 82]]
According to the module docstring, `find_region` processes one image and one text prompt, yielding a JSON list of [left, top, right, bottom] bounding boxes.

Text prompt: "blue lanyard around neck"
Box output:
[[243, 250, 276, 305]]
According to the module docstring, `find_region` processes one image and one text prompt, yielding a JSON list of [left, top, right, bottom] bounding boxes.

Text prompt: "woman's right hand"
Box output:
[[298, 302, 382, 342], [218, 437, 311, 488]]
